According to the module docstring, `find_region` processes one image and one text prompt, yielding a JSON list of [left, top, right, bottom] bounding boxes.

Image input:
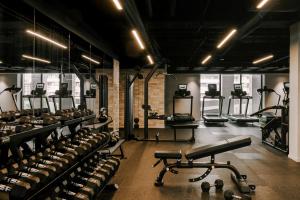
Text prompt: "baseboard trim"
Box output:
[[288, 154, 300, 162]]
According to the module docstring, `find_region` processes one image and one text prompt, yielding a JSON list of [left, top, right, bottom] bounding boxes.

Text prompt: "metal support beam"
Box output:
[[71, 64, 85, 106], [144, 64, 160, 139]]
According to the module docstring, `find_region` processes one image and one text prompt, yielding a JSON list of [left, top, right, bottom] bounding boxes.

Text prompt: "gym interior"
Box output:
[[0, 0, 298, 199]]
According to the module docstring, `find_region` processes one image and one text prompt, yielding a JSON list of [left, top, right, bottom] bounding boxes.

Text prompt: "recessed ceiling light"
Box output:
[[257, 0, 270, 9], [201, 55, 212, 65], [22, 54, 51, 64], [112, 0, 123, 10], [253, 54, 274, 64], [132, 29, 145, 50], [82, 55, 100, 65], [147, 55, 154, 65], [217, 29, 237, 49], [26, 29, 67, 49]]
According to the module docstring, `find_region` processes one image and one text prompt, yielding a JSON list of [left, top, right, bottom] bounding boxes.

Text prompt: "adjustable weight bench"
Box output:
[[153, 136, 255, 194]]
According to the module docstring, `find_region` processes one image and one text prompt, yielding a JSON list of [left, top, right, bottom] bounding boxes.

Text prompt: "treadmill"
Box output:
[[227, 84, 259, 123], [202, 84, 228, 124]]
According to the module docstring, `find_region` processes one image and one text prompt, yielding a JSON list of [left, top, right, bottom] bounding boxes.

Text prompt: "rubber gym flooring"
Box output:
[[99, 123, 299, 200]]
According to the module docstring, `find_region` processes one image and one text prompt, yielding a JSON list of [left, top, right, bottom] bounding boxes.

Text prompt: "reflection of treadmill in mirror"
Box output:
[[202, 84, 228, 124], [85, 83, 97, 98], [227, 84, 258, 123], [49, 83, 75, 112], [22, 83, 50, 115], [173, 84, 194, 122]]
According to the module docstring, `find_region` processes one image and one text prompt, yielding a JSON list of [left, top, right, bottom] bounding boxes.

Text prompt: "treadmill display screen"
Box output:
[[61, 83, 68, 90], [208, 84, 217, 91], [234, 84, 242, 91], [36, 83, 44, 89], [178, 84, 187, 91]]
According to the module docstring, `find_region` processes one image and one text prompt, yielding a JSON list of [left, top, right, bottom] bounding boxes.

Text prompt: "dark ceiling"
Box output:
[[135, 0, 300, 73], [0, 0, 299, 73]]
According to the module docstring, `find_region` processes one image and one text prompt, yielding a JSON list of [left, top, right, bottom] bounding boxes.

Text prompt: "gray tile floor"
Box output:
[[99, 122, 299, 200]]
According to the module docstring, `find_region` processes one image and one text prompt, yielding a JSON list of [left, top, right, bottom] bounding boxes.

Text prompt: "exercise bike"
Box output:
[[250, 82, 289, 153]]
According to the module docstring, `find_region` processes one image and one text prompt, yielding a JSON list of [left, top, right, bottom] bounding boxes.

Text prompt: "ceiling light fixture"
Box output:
[[257, 0, 270, 9], [0, 61, 2, 64], [112, 0, 123, 10], [201, 55, 212, 65], [217, 29, 237, 49], [253, 54, 274, 64], [26, 29, 67, 49], [147, 55, 154, 65], [132, 29, 145, 50], [22, 54, 51, 64], [82, 55, 100, 65]]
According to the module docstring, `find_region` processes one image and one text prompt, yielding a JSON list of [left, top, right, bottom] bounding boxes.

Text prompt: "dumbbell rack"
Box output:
[[26, 120, 115, 199], [0, 122, 62, 163]]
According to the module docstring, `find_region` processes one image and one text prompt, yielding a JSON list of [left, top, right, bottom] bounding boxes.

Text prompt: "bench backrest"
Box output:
[[185, 136, 251, 160]]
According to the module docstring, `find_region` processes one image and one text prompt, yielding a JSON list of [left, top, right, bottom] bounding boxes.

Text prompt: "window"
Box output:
[[22, 74, 42, 110], [200, 74, 220, 115], [221, 74, 241, 115]]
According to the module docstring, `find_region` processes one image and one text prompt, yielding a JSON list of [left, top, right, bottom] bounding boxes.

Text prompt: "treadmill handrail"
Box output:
[[202, 95, 225, 118], [227, 95, 251, 117]]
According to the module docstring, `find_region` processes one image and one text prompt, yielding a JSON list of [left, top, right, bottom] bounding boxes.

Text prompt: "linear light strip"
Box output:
[[147, 55, 154, 65], [22, 54, 51, 64], [132, 30, 145, 50], [26, 30, 67, 49], [82, 55, 100, 65], [201, 55, 212, 65], [257, 0, 269, 9], [217, 29, 237, 49], [112, 0, 123, 10], [253, 54, 274, 64]]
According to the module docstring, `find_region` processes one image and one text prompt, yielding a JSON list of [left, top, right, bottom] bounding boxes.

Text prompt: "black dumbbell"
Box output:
[[224, 190, 252, 200], [201, 179, 224, 192]]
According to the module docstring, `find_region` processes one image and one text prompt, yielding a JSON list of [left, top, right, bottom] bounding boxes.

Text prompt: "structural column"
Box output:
[[289, 22, 300, 162], [113, 59, 120, 132]]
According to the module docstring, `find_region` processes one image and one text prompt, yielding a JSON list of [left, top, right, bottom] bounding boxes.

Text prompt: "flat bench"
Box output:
[[169, 123, 199, 143], [153, 136, 255, 194]]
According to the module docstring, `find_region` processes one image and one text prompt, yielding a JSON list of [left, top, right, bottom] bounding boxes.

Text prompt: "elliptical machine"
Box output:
[[250, 82, 289, 153]]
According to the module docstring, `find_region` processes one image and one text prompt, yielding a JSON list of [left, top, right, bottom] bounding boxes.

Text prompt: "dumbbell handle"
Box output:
[[232, 195, 242, 199]]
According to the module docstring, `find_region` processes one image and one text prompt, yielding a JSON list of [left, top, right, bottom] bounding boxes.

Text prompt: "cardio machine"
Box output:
[[202, 84, 228, 124], [257, 86, 281, 127], [22, 83, 50, 116], [227, 84, 259, 124], [251, 82, 289, 153]]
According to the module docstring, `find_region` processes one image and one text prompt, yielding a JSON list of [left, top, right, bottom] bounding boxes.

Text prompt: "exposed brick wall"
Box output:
[[96, 68, 165, 128]]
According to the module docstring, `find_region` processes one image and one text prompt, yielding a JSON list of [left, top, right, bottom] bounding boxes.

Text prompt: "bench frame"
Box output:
[[154, 154, 255, 194]]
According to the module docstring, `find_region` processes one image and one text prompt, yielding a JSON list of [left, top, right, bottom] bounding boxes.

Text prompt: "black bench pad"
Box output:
[[154, 151, 182, 159], [185, 136, 251, 160]]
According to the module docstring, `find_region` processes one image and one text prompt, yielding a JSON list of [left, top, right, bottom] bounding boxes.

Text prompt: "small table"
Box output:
[[170, 123, 199, 143]]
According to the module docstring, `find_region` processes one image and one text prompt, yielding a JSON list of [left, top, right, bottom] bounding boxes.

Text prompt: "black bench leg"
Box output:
[[190, 128, 195, 143], [119, 145, 125, 159], [155, 167, 168, 186]]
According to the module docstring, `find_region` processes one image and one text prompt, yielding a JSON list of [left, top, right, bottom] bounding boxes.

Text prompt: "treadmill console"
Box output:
[[175, 84, 191, 97], [31, 83, 46, 96], [205, 84, 220, 96], [231, 84, 246, 97], [55, 83, 72, 97], [86, 83, 97, 98]]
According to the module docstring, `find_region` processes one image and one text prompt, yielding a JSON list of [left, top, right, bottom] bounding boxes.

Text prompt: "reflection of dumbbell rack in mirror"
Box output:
[[48, 83, 75, 112], [22, 83, 50, 116]]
